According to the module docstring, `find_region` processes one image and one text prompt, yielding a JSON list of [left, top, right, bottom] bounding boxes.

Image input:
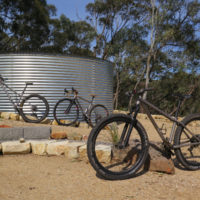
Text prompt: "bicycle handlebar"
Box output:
[[126, 88, 154, 97], [64, 87, 79, 96]]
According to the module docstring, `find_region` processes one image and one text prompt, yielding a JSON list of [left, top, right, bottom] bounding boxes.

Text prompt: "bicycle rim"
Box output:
[[54, 98, 79, 126], [89, 104, 109, 127], [174, 114, 200, 169], [87, 114, 149, 180], [20, 94, 49, 123]]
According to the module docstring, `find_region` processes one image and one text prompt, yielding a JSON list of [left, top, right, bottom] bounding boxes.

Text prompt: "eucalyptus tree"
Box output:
[[139, 0, 200, 99], [0, 0, 56, 52]]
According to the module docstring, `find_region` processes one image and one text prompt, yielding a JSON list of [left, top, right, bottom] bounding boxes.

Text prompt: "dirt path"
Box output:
[[0, 154, 200, 200], [0, 117, 200, 199]]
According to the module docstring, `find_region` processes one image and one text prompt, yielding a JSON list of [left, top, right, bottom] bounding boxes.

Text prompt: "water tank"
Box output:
[[0, 54, 113, 120]]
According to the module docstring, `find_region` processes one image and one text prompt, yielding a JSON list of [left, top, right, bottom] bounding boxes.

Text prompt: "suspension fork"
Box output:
[[118, 102, 140, 148]]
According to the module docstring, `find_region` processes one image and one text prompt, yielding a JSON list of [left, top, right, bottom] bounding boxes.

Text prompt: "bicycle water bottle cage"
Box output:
[[26, 82, 33, 85]]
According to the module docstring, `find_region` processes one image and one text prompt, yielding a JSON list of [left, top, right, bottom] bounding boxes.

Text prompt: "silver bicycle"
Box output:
[[0, 74, 49, 123]]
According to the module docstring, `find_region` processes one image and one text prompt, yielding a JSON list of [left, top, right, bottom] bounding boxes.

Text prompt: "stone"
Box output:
[[51, 120, 59, 125], [2, 141, 31, 155], [64, 141, 85, 160], [30, 140, 51, 155], [40, 118, 52, 124], [95, 144, 112, 164], [23, 126, 51, 140], [46, 140, 69, 156], [19, 138, 25, 143], [0, 127, 24, 141], [1, 112, 11, 120], [10, 113, 20, 121], [0, 125, 12, 128], [67, 132, 82, 141], [51, 132, 67, 139], [79, 145, 88, 161], [144, 142, 175, 174]]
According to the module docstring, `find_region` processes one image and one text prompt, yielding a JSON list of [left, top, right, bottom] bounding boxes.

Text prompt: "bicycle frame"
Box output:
[[75, 96, 94, 118], [0, 81, 29, 111], [131, 96, 198, 150]]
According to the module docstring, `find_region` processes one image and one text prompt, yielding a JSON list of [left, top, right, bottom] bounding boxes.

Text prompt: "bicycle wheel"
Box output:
[[87, 114, 149, 180], [53, 98, 79, 126], [88, 104, 109, 127], [20, 94, 49, 123], [174, 113, 200, 170]]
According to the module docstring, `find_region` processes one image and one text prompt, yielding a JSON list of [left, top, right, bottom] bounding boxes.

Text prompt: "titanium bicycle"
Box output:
[[0, 74, 49, 123], [53, 87, 109, 127], [87, 88, 200, 180]]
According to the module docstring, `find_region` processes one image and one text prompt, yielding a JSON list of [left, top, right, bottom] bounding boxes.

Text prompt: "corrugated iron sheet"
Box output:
[[0, 54, 113, 120]]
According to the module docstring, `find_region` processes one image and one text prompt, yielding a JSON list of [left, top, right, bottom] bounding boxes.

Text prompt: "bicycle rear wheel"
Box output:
[[174, 113, 200, 170], [87, 114, 149, 180], [88, 104, 109, 127], [53, 98, 79, 126], [20, 94, 49, 123]]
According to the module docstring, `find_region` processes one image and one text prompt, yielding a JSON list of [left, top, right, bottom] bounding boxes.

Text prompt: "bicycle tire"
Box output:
[[174, 113, 200, 170], [20, 94, 49, 123], [53, 98, 79, 126], [87, 113, 149, 180], [88, 104, 109, 127]]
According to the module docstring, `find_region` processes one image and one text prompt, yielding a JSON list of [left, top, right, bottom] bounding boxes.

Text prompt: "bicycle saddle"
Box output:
[[172, 93, 191, 100], [90, 94, 97, 98], [26, 82, 33, 85]]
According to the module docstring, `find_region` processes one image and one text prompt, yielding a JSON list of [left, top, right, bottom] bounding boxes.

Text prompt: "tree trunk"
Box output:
[[113, 71, 120, 110]]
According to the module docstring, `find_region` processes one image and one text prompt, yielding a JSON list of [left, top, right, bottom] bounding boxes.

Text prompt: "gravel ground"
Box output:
[[0, 118, 200, 200]]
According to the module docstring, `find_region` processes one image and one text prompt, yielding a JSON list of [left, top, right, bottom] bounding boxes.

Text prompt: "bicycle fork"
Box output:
[[117, 103, 140, 149]]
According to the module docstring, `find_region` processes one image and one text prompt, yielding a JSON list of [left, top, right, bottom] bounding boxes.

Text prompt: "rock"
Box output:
[[144, 142, 175, 174], [95, 144, 112, 164], [40, 118, 52, 124], [19, 138, 25, 143], [78, 144, 87, 161], [0, 127, 24, 141], [30, 140, 50, 155], [67, 132, 82, 141], [51, 120, 59, 125], [64, 141, 85, 160], [2, 141, 31, 155], [1, 112, 11, 120], [10, 113, 20, 121], [0, 125, 12, 128], [46, 140, 69, 156], [51, 132, 67, 139]]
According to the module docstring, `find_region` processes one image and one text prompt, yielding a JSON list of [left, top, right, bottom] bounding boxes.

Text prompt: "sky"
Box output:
[[46, 0, 94, 21]]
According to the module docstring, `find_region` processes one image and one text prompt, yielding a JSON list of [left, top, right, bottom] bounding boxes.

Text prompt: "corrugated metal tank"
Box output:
[[0, 54, 113, 120]]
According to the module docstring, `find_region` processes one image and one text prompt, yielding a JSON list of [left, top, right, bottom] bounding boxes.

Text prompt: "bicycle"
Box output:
[[87, 88, 200, 180], [0, 74, 49, 123], [53, 87, 109, 127]]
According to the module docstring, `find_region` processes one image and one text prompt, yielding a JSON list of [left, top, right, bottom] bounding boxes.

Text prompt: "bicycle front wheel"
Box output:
[[53, 98, 79, 126], [20, 94, 49, 123], [87, 114, 149, 180], [88, 104, 109, 127], [174, 113, 200, 170]]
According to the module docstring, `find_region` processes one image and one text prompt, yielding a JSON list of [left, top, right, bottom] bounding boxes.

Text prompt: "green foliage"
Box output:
[[0, 0, 200, 114]]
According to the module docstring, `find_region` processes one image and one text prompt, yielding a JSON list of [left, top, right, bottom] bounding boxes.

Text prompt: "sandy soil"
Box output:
[[0, 117, 200, 200]]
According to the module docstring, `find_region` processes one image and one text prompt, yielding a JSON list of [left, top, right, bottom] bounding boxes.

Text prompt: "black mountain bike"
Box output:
[[87, 88, 200, 180], [0, 74, 49, 123], [53, 87, 109, 127]]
